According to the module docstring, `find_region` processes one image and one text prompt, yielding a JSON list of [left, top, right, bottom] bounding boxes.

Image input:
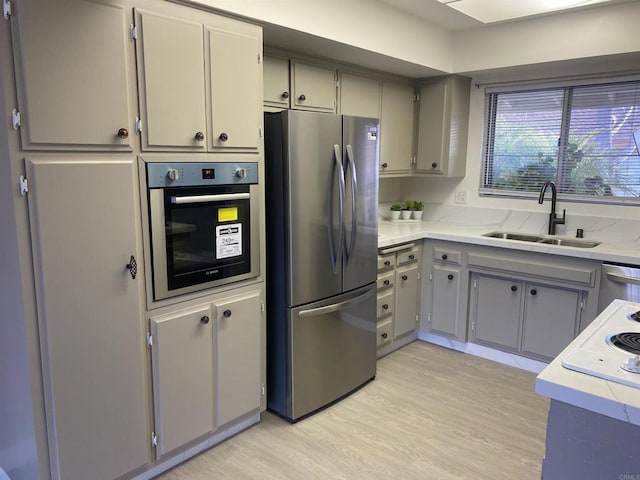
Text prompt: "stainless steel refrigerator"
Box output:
[[264, 110, 379, 422]]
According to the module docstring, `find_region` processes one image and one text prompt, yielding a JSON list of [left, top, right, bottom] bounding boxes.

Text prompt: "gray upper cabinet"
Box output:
[[135, 5, 262, 152], [380, 81, 415, 175], [339, 72, 381, 119], [415, 76, 471, 177], [207, 23, 262, 152], [290, 61, 337, 112], [11, 0, 136, 151], [264, 55, 291, 110], [136, 10, 207, 151], [26, 158, 148, 480]]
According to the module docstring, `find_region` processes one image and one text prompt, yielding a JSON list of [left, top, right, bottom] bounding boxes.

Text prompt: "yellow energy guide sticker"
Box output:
[[218, 207, 238, 222]]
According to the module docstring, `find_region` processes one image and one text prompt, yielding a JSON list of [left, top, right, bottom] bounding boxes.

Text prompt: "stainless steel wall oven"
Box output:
[[146, 162, 259, 301]]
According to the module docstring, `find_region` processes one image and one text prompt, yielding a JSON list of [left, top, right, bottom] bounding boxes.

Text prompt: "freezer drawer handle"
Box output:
[[171, 193, 250, 204], [298, 288, 374, 319], [605, 271, 640, 286]]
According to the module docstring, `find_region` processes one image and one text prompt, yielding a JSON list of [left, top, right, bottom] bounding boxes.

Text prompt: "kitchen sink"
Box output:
[[483, 231, 545, 242], [538, 238, 601, 248], [483, 231, 600, 248]]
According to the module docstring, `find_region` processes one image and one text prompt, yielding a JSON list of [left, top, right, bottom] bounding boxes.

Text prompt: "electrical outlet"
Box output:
[[455, 190, 468, 204]]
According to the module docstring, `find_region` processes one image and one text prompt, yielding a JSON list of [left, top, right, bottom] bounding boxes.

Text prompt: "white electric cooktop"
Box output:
[[562, 299, 640, 389]]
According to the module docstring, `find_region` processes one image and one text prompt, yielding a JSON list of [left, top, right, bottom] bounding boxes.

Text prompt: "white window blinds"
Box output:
[[481, 80, 640, 202]]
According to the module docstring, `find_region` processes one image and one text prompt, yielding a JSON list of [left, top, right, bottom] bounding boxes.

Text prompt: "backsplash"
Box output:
[[379, 203, 640, 243]]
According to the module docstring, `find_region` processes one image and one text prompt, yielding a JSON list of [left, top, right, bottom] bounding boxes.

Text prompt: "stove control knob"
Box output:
[[235, 168, 247, 179], [622, 355, 640, 373], [167, 168, 180, 182]]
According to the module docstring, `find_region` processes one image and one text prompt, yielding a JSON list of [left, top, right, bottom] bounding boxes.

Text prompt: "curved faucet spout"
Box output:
[[538, 181, 565, 235]]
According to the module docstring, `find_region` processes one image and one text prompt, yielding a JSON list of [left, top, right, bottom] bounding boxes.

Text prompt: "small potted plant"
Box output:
[[389, 204, 402, 220], [401, 201, 413, 220], [412, 201, 424, 220]]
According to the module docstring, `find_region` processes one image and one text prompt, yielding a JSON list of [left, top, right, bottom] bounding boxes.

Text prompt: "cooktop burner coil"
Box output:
[[607, 332, 640, 355]]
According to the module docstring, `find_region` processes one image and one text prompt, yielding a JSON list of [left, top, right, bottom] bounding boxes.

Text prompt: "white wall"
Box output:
[[188, 0, 454, 72], [452, 1, 640, 72]]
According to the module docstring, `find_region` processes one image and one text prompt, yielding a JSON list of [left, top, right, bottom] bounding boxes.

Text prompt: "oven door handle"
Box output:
[[171, 193, 250, 204]]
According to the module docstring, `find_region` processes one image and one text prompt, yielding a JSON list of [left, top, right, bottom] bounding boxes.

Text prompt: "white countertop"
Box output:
[[378, 219, 640, 265], [535, 300, 640, 426]]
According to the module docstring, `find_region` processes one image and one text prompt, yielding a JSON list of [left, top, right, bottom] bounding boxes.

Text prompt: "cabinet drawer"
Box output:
[[377, 320, 393, 347], [433, 247, 461, 265], [377, 270, 395, 290], [377, 254, 396, 271], [376, 290, 394, 318], [398, 247, 420, 265]]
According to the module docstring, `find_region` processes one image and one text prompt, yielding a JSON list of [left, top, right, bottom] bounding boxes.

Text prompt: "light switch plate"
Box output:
[[455, 190, 467, 204]]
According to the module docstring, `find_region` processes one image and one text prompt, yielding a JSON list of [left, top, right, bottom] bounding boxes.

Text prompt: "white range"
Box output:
[[562, 299, 640, 389]]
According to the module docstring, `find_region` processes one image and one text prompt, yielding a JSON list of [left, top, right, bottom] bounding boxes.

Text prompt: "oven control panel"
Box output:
[[147, 162, 258, 188]]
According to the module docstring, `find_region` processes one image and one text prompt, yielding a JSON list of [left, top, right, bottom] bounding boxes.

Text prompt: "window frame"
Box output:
[[479, 74, 640, 206]]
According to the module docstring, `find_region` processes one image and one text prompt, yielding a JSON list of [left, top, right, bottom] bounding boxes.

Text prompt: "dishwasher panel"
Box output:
[[598, 264, 640, 313]]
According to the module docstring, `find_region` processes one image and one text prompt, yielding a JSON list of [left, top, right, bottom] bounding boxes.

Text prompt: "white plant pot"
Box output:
[[389, 210, 401, 220], [400, 210, 412, 220], [412, 210, 424, 220]]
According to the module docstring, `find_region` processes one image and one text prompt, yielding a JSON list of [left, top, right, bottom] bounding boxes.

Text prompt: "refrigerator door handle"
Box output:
[[298, 287, 374, 319], [329, 144, 345, 274], [344, 144, 358, 263]]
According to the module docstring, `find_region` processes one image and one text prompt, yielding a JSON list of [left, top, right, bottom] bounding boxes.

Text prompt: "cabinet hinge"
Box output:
[[151, 432, 158, 448], [259, 126, 263, 138], [19, 175, 28, 196], [580, 295, 585, 310], [260, 301, 265, 313], [146, 332, 153, 348], [427, 313, 431, 323], [257, 53, 262, 63], [12, 109, 20, 129], [130, 24, 137, 40], [473, 279, 478, 289], [413, 94, 420, 102], [415, 314, 419, 323], [471, 321, 476, 332], [261, 383, 265, 396], [429, 272, 433, 281], [3, 0, 11, 20], [135, 117, 142, 134], [410, 156, 416, 165]]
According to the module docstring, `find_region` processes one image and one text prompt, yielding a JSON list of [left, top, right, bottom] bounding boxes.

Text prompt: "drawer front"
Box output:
[[377, 270, 395, 291], [398, 246, 421, 265], [376, 290, 394, 318], [433, 246, 461, 265], [377, 320, 393, 347], [377, 253, 396, 271]]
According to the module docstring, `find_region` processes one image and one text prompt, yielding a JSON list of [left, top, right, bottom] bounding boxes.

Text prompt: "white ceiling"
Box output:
[[378, 0, 634, 30]]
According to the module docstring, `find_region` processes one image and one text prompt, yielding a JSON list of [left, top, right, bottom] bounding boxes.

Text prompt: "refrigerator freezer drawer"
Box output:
[[285, 283, 376, 421]]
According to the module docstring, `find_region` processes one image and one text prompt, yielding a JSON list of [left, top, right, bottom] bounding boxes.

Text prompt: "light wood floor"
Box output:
[[156, 341, 549, 480]]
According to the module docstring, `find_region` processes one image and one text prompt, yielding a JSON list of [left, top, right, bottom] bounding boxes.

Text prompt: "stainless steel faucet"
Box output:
[[538, 181, 566, 235]]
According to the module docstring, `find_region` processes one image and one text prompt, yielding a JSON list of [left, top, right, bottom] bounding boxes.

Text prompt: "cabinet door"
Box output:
[[394, 264, 419, 338], [415, 76, 470, 177], [339, 72, 381, 119], [471, 274, 522, 350], [264, 56, 290, 109], [12, 0, 135, 150], [380, 81, 414, 175], [207, 23, 262, 151], [429, 265, 462, 338], [522, 285, 580, 360], [26, 159, 148, 480], [290, 61, 336, 112], [136, 10, 207, 150], [214, 291, 263, 426], [150, 305, 215, 457]]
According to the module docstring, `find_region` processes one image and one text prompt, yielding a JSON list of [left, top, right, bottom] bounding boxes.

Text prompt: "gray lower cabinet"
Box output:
[[376, 243, 421, 355], [150, 305, 215, 457], [26, 158, 148, 480], [423, 242, 466, 340], [213, 291, 263, 426], [149, 289, 264, 457]]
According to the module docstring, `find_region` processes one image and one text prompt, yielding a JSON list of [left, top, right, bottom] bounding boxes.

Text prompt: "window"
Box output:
[[481, 79, 640, 202]]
